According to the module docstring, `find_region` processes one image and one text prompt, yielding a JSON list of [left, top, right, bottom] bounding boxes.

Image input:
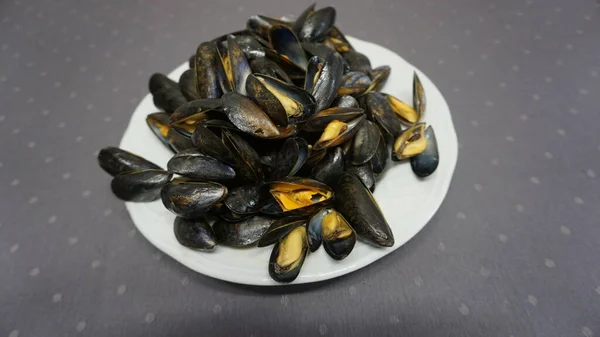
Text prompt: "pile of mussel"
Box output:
[[97, 4, 439, 283]]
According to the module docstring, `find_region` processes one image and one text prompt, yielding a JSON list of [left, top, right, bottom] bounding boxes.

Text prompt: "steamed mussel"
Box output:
[[97, 3, 442, 283]]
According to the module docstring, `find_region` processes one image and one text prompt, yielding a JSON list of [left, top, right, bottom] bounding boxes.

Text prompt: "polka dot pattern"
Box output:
[[0, 0, 598, 336]]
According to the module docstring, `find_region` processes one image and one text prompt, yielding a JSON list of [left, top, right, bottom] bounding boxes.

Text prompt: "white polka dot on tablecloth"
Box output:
[[458, 303, 470, 315], [48, 215, 57, 224], [144, 312, 155, 323], [516, 204, 525, 213], [544, 152, 554, 159], [527, 295, 538, 306], [8, 330, 19, 337], [319, 323, 328, 335], [479, 267, 491, 277], [586, 169, 596, 178], [582, 326, 593, 337], [181, 277, 189, 286], [389, 315, 400, 324], [116, 284, 127, 295], [574, 197, 584, 204], [530, 177, 541, 185], [212, 304, 222, 314], [52, 293, 62, 303], [76, 321, 86, 332], [29, 268, 40, 276], [10, 244, 19, 253], [545, 258, 556, 268], [560, 226, 571, 235], [348, 286, 357, 296], [280, 295, 289, 306]]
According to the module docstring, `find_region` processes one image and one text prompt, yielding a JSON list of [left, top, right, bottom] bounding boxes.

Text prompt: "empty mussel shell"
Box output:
[[161, 180, 228, 218], [268, 25, 308, 71], [111, 169, 172, 202], [392, 123, 427, 161], [169, 99, 223, 137], [268, 225, 309, 283], [213, 215, 275, 247], [410, 125, 439, 177], [167, 149, 236, 181], [247, 15, 291, 44], [174, 217, 216, 251], [333, 172, 393, 247], [98, 146, 161, 177], [146, 112, 194, 153], [413, 72, 426, 117]]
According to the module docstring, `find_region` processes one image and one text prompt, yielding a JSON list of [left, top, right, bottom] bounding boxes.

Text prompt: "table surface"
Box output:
[[1, 0, 599, 336]]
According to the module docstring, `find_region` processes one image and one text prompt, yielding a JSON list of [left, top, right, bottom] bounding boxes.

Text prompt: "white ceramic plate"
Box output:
[[119, 36, 458, 286]]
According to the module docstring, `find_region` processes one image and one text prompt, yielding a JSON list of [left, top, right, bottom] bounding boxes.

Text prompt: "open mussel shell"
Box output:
[[303, 106, 364, 132], [346, 163, 375, 192], [226, 35, 252, 95], [351, 119, 381, 165], [191, 123, 237, 166], [213, 215, 275, 247], [179, 69, 201, 101], [413, 72, 426, 118], [234, 35, 265, 60], [392, 123, 427, 161], [169, 99, 223, 137], [268, 226, 309, 283], [221, 92, 280, 138], [111, 169, 172, 202], [410, 126, 439, 177], [247, 15, 291, 44], [370, 133, 389, 174], [223, 183, 266, 215], [268, 25, 308, 71], [262, 177, 334, 217], [324, 26, 354, 53], [257, 216, 306, 247], [320, 208, 356, 260], [333, 172, 394, 247], [296, 6, 336, 42], [368, 66, 391, 92], [98, 146, 161, 177], [269, 137, 309, 179], [221, 129, 264, 182], [312, 147, 344, 186], [167, 149, 236, 181], [365, 92, 403, 138], [174, 217, 216, 251], [332, 95, 359, 109], [250, 58, 292, 83], [161, 180, 228, 219], [338, 72, 372, 96], [343, 50, 371, 73], [146, 112, 194, 153], [313, 114, 366, 151], [246, 74, 317, 126], [305, 52, 344, 112], [383, 93, 419, 125], [194, 41, 223, 99]]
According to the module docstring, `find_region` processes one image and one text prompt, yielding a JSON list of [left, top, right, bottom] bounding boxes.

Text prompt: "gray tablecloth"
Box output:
[[1, 0, 599, 336]]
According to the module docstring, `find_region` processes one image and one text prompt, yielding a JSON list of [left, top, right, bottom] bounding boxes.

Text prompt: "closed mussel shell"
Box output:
[[370, 133, 389, 174], [268, 226, 309, 283], [161, 180, 228, 218], [343, 50, 371, 73], [332, 95, 359, 109], [351, 119, 381, 165], [191, 123, 237, 166], [333, 172, 393, 247], [346, 162, 376, 192], [173, 217, 216, 251], [213, 215, 275, 247], [307, 208, 327, 252], [167, 149, 236, 181], [149, 73, 178, 93], [111, 169, 172, 202], [312, 147, 344, 186], [218, 204, 254, 222], [298, 6, 336, 42], [221, 92, 280, 138], [365, 92, 403, 138], [221, 129, 264, 183], [194, 41, 223, 99], [223, 183, 266, 215], [257, 216, 306, 247], [179, 69, 201, 101], [338, 71, 372, 96], [98, 146, 161, 177], [410, 125, 439, 177], [152, 88, 188, 114], [269, 137, 309, 179]]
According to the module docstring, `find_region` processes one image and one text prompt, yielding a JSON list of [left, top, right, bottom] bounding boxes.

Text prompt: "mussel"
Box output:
[[268, 225, 309, 283], [169, 99, 223, 137], [334, 172, 393, 247], [111, 169, 172, 202], [313, 114, 365, 151], [384, 93, 419, 125], [194, 42, 223, 99], [392, 123, 427, 161], [221, 92, 280, 138], [294, 5, 336, 42], [167, 149, 236, 181], [305, 52, 344, 112], [365, 92, 403, 138], [410, 125, 439, 177], [262, 177, 334, 216], [174, 217, 216, 251], [179, 69, 201, 101], [350, 120, 381, 165], [413, 72, 426, 117], [257, 216, 307, 247], [146, 112, 194, 152], [149, 73, 188, 113], [161, 180, 228, 218], [319, 208, 356, 260], [213, 215, 274, 247], [98, 147, 161, 177], [312, 146, 344, 185]]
